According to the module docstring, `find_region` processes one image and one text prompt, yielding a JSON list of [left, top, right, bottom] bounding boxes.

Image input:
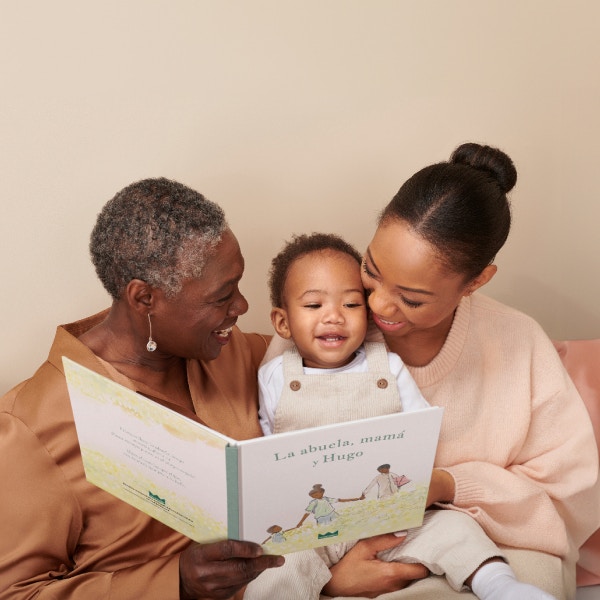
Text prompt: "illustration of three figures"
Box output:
[[263, 464, 410, 544]]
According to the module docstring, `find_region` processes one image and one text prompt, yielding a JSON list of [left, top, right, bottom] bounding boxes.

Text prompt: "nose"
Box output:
[[228, 289, 249, 317], [323, 305, 344, 324], [367, 286, 396, 318]]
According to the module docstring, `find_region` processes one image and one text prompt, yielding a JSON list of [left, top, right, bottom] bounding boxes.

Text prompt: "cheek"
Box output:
[[293, 313, 316, 334], [355, 310, 369, 333], [189, 307, 224, 331], [411, 306, 446, 327], [284, 313, 307, 338]]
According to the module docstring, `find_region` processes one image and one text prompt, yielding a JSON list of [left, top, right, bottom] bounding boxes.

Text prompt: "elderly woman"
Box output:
[[0, 178, 283, 599]]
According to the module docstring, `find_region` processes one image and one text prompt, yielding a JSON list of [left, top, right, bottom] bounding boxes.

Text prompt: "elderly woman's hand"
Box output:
[[179, 540, 284, 600], [322, 533, 429, 598]]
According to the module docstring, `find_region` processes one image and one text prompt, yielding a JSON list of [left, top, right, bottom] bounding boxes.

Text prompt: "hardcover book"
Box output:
[[63, 356, 443, 554]]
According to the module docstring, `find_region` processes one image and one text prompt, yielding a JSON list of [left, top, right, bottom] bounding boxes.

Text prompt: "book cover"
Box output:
[[63, 356, 443, 554]]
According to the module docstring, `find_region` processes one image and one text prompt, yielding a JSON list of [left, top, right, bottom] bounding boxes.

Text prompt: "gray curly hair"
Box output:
[[90, 177, 228, 299]]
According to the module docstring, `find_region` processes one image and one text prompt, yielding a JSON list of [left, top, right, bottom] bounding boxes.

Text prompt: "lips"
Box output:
[[318, 335, 346, 342], [314, 333, 350, 349], [214, 327, 233, 338], [372, 312, 406, 332], [379, 318, 397, 326]]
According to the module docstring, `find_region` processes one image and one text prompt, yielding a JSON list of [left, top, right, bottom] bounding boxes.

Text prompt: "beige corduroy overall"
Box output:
[[273, 342, 402, 434]]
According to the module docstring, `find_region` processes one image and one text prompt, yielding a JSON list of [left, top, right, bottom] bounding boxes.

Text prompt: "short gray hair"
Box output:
[[90, 177, 227, 299]]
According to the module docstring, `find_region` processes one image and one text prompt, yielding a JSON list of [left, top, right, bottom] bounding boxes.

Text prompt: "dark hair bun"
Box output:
[[450, 142, 517, 194]]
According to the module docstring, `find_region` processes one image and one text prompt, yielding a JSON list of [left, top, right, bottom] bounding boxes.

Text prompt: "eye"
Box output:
[[401, 296, 423, 309], [304, 303, 321, 309], [361, 260, 376, 279], [213, 291, 234, 306], [344, 302, 364, 309]]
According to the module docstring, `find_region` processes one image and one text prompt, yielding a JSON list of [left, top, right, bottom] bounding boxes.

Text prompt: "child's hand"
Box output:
[[426, 469, 455, 506]]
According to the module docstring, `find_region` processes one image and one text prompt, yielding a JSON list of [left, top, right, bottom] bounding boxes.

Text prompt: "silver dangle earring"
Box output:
[[146, 314, 157, 352]]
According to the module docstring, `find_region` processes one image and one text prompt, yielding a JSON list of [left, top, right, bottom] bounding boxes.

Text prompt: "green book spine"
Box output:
[[225, 444, 240, 540]]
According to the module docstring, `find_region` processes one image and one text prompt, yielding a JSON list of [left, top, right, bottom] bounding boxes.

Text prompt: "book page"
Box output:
[[236, 408, 443, 553], [63, 357, 232, 543]]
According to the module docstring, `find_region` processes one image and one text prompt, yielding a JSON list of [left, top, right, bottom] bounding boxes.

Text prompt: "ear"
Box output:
[[124, 279, 159, 316], [271, 307, 292, 340], [463, 264, 497, 296]]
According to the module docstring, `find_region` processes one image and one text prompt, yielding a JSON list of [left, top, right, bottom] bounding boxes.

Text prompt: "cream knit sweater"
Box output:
[[381, 293, 600, 559]]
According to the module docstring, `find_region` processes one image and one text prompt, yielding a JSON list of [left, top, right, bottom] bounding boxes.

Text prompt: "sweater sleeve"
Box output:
[[0, 414, 181, 600], [443, 345, 600, 558]]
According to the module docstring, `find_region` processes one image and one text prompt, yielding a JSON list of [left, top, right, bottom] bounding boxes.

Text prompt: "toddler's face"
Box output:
[[274, 250, 367, 369]]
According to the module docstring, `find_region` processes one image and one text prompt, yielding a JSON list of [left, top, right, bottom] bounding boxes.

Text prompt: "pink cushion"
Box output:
[[553, 339, 600, 586]]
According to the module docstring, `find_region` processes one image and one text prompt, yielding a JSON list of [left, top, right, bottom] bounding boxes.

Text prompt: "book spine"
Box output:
[[225, 444, 240, 540]]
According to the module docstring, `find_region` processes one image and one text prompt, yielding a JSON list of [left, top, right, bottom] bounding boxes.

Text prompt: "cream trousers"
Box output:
[[244, 510, 574, 600]]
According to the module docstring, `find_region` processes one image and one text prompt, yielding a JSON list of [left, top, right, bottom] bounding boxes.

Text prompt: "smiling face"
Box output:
[[361, 220, 495, 361], [151, 228, 249, 362], [272, 250, 367, 370]]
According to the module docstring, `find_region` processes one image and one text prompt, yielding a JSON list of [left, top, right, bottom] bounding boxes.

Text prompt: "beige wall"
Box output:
[[1, 0, 599, 393]]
